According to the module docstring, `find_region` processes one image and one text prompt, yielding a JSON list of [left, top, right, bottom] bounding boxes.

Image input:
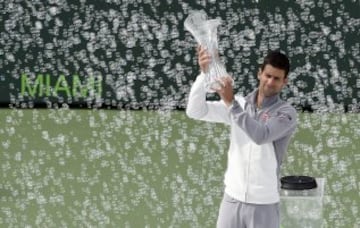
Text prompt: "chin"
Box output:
[[264, 91, 277, 97]]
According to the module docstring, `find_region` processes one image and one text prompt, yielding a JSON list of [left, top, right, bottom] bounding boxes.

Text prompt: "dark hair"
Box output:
[[260, 51, 290, 78]]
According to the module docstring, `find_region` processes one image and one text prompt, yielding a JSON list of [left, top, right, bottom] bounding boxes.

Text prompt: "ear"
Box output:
[[257, 68, 261, 80], [283, 77, 288, 86]]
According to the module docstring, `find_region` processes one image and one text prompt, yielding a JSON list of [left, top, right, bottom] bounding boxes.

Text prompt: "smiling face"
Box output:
[[257, 64, 288, 97]]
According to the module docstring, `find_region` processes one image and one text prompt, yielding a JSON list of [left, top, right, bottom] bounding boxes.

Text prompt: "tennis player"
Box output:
[[186, 47, 297, 228]]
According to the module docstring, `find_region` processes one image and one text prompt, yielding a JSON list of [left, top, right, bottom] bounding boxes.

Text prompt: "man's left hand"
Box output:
[[216, 76, 234, 107]]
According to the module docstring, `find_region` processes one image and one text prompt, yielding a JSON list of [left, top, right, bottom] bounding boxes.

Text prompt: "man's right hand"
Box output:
[[197, 45, 211, 73]]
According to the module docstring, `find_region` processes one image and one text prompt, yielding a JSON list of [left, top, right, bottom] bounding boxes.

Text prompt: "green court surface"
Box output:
[[0, 109, 359, 227]]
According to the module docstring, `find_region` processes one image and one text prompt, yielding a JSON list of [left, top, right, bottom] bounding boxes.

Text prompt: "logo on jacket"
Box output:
[[261, 112, 270, 122]]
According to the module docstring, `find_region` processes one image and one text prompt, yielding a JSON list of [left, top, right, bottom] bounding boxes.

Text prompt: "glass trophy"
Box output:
[[184, 10, 231, 92]]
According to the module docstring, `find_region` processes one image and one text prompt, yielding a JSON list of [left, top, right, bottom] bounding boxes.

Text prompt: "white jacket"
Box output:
[[186, 73, 297, 204]]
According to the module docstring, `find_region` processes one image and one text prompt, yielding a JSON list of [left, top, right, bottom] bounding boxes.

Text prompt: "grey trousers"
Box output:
[[216, 193, 280, 228]]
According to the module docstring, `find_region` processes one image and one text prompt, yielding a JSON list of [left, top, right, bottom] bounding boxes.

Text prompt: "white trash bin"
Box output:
[[280, 176, 325, 228]]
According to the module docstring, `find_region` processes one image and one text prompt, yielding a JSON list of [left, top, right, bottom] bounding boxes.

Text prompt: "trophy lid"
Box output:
[[281, 175, 317, 190]]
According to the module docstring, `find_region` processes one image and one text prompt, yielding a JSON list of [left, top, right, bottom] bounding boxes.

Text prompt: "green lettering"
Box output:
[[72, 75, 94, 98], [21, 73, 102, 99], [45, 74, 51, 96], [54, 74, 71, 97], [87, 76, 95, 97], [72, 75, 102, 98], [96, 76, 102, 98], [21, 74, 44, 97], [72, 75, 83, 98]]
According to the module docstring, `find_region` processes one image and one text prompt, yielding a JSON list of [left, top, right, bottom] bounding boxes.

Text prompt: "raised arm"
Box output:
[[186, 46, 230, 124], [186, 73, 231, 124]]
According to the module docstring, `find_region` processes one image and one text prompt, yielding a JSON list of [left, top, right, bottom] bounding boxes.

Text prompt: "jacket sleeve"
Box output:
[[229, 100, 297, 144], [186, 73, 231, 125]]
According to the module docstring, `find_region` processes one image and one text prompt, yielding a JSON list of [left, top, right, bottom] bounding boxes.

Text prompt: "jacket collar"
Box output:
[[246, 89, 280, 109]]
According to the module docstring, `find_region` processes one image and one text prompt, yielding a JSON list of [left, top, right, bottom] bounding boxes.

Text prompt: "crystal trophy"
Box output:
[[184, 10, 231, 92]]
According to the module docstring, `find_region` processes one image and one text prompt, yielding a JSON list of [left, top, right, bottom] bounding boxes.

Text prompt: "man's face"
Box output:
[[257, 64, 288, 97]]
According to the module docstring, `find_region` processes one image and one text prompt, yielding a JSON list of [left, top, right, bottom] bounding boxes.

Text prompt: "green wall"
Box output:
[[0, 109, 359, 227]]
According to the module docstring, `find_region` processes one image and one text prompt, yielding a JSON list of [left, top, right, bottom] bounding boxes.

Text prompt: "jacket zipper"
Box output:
[[245, 144, 252, 202]]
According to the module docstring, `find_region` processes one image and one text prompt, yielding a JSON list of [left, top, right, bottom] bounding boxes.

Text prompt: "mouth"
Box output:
[[264, 86, 274, 92], [263, 87, 277, 96]]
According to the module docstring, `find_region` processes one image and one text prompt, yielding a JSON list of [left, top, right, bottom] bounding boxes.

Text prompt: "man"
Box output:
[[186, 47, 297, 228]]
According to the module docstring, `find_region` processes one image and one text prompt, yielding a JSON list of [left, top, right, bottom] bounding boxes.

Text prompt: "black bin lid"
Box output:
[[280, 175, 317, 190]]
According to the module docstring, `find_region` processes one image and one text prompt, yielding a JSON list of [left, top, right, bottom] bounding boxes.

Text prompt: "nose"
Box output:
[[267, 78, 276, 87]]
